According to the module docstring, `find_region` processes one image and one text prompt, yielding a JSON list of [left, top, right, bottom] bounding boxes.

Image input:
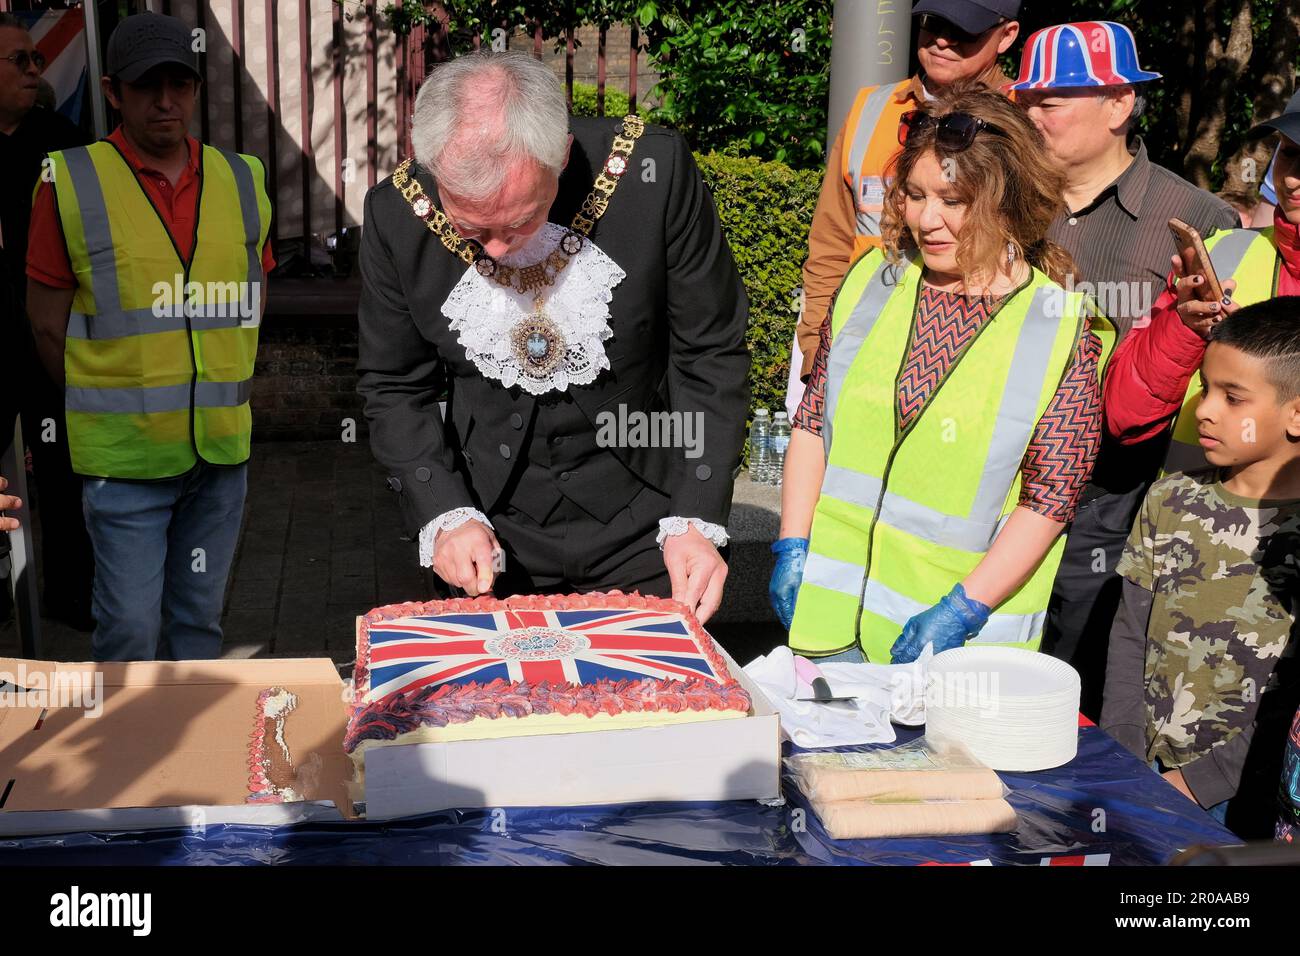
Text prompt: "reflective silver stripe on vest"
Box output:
[[822, 464, 1001, 553], [60, 147, 151, 340], [66, 379, 251, 415], [215, 147, 265, 289], [1207, 228, 1260, 277], [963, 283, 1064, 525], [822, 257, 906, 453], [845, 84, 898, 239], [196, 379, 253, 407], [802, 551, 865, 597], [68, 301, 256, 339], [861, 578, 1046, 645], [67, 308, 179, 341], [822, 282, 1066, 553]]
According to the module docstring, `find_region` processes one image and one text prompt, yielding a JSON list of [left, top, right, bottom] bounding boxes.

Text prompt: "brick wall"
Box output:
[[519, 23, 662, 107], [251, 318, 365, 443]]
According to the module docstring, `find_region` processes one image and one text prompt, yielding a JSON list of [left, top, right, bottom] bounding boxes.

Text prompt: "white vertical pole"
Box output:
[[83, 0, 109, 139]]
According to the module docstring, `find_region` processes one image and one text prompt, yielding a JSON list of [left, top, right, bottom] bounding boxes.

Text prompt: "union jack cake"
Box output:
[[344, 592, 751, 759]]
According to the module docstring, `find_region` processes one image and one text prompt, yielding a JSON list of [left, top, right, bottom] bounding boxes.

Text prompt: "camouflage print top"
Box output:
[[1117, 469, 1300, 771]]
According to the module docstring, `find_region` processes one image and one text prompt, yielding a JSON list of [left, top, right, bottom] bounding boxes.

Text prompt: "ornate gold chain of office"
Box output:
[[392, 114, 644, 380]]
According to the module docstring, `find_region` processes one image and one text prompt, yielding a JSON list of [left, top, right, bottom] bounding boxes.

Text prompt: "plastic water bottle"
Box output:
[[770, 412, 790, 486], [750, 408, 772, 484]]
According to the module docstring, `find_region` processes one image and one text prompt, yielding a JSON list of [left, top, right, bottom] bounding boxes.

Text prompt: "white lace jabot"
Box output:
[[440, 223, 626, 396]]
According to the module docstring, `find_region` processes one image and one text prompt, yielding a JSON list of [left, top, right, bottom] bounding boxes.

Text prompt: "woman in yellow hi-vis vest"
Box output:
[[770, 86, 1115, 665]]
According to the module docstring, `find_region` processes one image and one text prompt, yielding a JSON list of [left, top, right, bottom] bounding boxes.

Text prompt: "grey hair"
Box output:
[[411, 51, 570, 203], [1099, 84, 1146, 131]]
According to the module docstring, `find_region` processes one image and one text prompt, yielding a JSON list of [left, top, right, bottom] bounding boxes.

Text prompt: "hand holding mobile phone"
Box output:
[[1168, 218, 1226, 302], [1167, 219, 1239, 338]]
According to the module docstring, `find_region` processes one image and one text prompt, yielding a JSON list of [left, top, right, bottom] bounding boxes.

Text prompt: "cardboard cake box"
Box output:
[[355, 620, 783, 821], [0, 630, 783, 834], [0, 656, 356, 837]]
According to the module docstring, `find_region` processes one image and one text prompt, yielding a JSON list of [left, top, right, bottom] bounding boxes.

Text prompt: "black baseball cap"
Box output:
[[912, 0, 1021, 35], [106, 12, 201, 83], [1247, 90, 1300, 144]]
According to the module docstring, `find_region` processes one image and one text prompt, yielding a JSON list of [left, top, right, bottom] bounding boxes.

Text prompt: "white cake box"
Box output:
[[360, 641, 783, 820]]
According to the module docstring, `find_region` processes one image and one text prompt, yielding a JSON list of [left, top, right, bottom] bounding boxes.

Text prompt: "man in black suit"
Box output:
[[357, 52, 749, 622], [0, 13, 93, 630]]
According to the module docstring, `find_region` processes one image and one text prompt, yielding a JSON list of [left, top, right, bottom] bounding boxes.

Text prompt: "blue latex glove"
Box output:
[[889, 583, 991, 664], [769, 537, 809, 631]]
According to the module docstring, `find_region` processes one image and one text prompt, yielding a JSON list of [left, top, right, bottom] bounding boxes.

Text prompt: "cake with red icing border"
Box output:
[[344, 592, 751, 763]]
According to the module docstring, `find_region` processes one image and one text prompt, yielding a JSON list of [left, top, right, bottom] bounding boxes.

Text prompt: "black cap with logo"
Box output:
[[106, 12, 201, 83], [911, 0, 1022, 35]]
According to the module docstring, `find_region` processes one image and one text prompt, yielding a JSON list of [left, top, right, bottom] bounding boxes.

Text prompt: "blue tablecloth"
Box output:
[[0, 725, 1237, 865]]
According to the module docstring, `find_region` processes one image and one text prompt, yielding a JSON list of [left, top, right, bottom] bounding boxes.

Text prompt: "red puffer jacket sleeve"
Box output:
[[1103, 281, 1210, 444]]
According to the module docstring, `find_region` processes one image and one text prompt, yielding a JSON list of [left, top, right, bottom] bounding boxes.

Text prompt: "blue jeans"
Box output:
[[83, 462, 248, 661], [815, 646, 867, 664]]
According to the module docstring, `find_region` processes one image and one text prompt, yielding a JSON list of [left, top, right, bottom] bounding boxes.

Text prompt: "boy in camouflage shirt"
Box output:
[[1101, 299, 1300, 837]]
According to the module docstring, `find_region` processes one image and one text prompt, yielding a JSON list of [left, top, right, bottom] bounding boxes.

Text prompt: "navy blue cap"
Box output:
[[1247, 90, 1300, 144], [912, 0, 1021, 35]]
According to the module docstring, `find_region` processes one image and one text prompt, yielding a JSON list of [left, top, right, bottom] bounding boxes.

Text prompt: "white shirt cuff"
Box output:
[[656, 516, 729, 549], [418, 508, 494, 567]]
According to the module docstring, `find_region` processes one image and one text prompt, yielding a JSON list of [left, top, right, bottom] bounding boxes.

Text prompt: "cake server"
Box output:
[[793, 655, 857, 703]]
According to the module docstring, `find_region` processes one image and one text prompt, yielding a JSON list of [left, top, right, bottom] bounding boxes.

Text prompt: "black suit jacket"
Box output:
[[357, 117, 750, 539]]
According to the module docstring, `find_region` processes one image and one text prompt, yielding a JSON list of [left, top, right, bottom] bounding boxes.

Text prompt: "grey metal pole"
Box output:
[[3, 416, 42, 659], [827, 0, 912, 145], [83, 0, 109, 139]]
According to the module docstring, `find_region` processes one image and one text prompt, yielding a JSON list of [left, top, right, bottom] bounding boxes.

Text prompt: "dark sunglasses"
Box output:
[[1, 50, 46, 72], [899, 110, 1007, 151], [916, 13, 991, 45]]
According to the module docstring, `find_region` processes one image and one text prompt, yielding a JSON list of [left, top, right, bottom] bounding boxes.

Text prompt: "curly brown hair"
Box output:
[[880, 82, 1076, 290]]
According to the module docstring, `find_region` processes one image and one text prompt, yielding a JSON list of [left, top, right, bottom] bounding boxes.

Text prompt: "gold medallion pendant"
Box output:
[[510, 304, 568, 381]]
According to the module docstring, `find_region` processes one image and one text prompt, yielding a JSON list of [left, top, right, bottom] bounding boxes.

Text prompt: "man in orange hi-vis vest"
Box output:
[[795, 1, 1022, 379]]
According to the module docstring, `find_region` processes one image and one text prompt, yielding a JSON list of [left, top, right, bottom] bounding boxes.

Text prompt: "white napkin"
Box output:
[[742, 645, 931, 748]]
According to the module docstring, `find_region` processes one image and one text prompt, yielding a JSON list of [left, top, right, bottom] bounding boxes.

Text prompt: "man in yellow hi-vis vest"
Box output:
[[26, 13, 273, 661], [794, 1, 1022, 380]]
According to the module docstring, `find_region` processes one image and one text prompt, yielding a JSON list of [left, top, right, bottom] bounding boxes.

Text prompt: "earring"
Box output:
[[1006, 242, 1016, 265]]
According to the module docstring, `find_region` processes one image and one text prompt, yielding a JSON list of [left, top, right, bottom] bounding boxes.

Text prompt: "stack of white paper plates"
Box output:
[[925, 646, 1080, 772]]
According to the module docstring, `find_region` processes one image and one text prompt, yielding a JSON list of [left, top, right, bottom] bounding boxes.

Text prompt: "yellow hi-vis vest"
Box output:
[[1162, 227, 1281, 476], [789, 249, 1116, 663], [49, 140, 272, 479]]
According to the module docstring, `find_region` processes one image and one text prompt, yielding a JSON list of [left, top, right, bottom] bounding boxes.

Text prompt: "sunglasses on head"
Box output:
[[1, 50, 46, 72], [916, 13, 994, 45], [899, 110, 1007, 150]]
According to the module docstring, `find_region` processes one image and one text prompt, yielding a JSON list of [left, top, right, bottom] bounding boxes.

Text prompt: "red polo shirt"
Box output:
[[27, 125, 274, 289]]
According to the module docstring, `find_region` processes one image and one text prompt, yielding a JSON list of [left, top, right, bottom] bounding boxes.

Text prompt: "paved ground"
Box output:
[[1, 441, 787, 667]]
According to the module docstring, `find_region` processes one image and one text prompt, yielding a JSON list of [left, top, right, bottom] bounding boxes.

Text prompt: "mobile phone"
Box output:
[[1168, 218, 1227, 303]]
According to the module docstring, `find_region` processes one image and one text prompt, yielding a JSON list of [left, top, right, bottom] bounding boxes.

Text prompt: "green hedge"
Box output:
[[564, 113, 821, 440], [569, 82, 648, 119], [695, 151, 821, 433]]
